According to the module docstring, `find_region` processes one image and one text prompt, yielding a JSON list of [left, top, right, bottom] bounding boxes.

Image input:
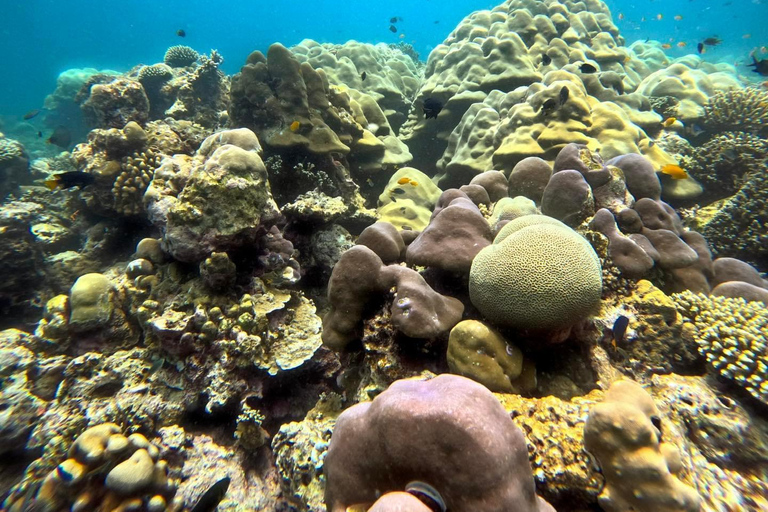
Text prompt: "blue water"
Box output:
[[1, 0, 766, 118]]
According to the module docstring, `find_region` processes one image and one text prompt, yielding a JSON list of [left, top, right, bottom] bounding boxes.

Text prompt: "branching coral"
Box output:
[[163, 45, 199, 68], [702, 87, 768, 135], [674, 291, 768, 406], [113, 148, 163, 215]]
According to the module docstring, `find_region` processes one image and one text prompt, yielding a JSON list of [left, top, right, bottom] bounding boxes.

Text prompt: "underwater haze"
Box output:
[[2, 0, 768, 511]]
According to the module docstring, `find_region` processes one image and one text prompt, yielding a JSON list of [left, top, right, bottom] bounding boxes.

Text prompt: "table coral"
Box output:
[[673, 291, 768, 406]]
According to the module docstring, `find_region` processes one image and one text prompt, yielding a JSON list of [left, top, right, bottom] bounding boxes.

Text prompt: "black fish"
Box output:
[[542, 54, 552, 66], [697, 42, 704, 54], [46, 125, 72, 148], [423, 98, 443, 119], [579, 63, 597, 73], [747, 55, 768, 76], [23, 109, 41, 120], [540, 98, 558, 115], [389, 24, 398, 33], [702, 36, 722, 46], [176, 29, 186, 37], [612, 315, 630, 344], [190, 477, 230, 512], [37, 131, 43, 138], [44, 171, 95, 191], [389, 16, 402, 23], [559, 86, 569, 106], [361, 71, 367, 81]]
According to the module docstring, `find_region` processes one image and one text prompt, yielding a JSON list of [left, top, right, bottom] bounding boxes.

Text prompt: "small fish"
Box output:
[[46, 125, 72, 148], [702, 36, 722, 46], [747, 55, 768, 76], [618, 13, 624, 20], [559, 86, 569, 106], [674, 15, 683, 20], [540, 98, 558, 114], [579, 62, 597, 73], [697, 42, 705, 54], [677, 41, 687, 48], [190, 477, 231, 512], [762, 80, 768, 88], [612, 315, 630, 345], [389, 16, 402, 23], [176, 29, 186, 37], [389, 24, 397, 33], [742, 33, 751, 39], [762, 46, 768, 54], [399, 33, 405, 39], [641, 16, 646, 22], [360, 71, 367, 81], [661, 43, 672, 50], [662, 117, 677, 127], [656, 14, 663, 20], [43, 171, 95, 190], [391, 187, 406, 195], [686, 123, 705, 137], [397, 177, 411, 185], [37, 131, 43, 138], [542, 54, 552, 65], [289, 121, 301, 132], [660, 164, 689, 179], [423, 98, 443, 119], [23, 109, 41, 120], [408, 180, 418, 187]]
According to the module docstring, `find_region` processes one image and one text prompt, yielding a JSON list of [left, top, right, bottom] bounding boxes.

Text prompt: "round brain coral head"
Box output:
[[469, 215, 602, 332], [323, 374, 554, 512]]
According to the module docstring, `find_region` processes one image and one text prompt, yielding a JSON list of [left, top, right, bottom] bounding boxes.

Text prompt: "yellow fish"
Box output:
[[289, 121, 301, 132], [662, 117, 677, 127], [656, 13, 663, 20], [397, 177, 411, 185], [674, 15, 683, 21], [660, 164, 689, 180], [677, 42, 687, 48], [409, 179, 419, 186]]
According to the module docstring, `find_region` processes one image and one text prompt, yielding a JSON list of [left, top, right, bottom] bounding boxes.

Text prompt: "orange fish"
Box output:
[[662, 117, 677, 127], [289, 121, 301, 132], [397, 177, 411, 185], [656, 14, 663, 20], [674, 15, 683, 20], [661, 43, 672, 49], [677, 42, 687, 48], [409, 180, 419, 187], [660, 164, 689, 180]]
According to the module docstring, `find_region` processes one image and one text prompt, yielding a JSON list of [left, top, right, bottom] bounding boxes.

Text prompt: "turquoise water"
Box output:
[[2, 0, 766, 117]]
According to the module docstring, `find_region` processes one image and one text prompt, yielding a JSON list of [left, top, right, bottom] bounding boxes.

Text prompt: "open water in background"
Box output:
[[1, 0, 767, 118]]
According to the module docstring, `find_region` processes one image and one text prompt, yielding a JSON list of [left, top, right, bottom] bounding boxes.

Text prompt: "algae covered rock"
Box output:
[[69, 273, 114, 331]]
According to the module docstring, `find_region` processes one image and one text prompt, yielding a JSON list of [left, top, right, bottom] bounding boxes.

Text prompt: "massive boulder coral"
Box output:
[[2, 423, 181, 512], [80, 78, 151, 129], [144, 128, 280, 262], [0, 136, 29, 198], [583, 380, 701, 512], [469, 214, 602, 332], [400, 0, 679, 175], [322, 244, 463, 351], [291, 39, 423, 131], [228, 42, 411, 202], [324, 374, 555, 512]]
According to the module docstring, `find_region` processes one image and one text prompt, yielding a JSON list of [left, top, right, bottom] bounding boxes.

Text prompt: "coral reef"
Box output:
[[163, 45, 199, 68], [701, 86, 768, 135], [674, 291, 768, 406], [324, 374, 555, 512], [584, 380, 701, 512], [0, 136, 29, 198]]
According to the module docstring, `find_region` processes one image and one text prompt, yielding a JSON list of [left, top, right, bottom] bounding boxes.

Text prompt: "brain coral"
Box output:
[[469, 214, 602, 330], [674, 291, 768, 406]]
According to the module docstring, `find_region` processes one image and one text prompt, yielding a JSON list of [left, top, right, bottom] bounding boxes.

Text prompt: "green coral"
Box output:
[[674, 291, 768, 405], [469, 215, 602, 330]]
